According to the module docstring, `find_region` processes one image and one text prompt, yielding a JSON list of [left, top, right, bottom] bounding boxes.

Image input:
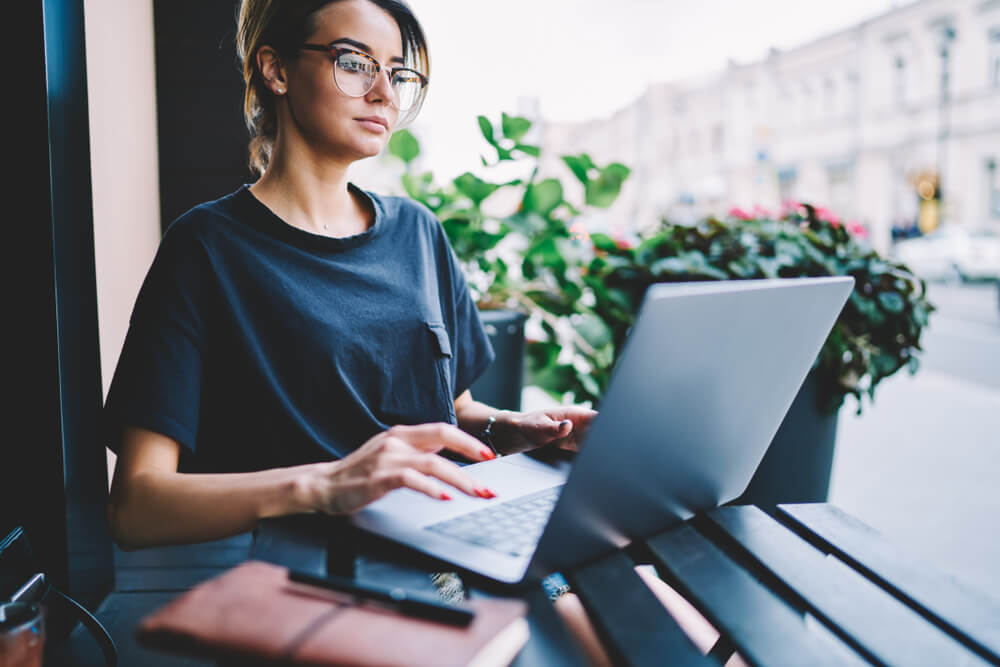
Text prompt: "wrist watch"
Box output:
[[480, 415, 501, 457]]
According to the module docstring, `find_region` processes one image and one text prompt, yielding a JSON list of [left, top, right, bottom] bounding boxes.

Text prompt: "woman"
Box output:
[[104, 1, 743, 664]]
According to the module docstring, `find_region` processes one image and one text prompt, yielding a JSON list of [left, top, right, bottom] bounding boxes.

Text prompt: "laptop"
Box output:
[[350, 276, 855, 585]]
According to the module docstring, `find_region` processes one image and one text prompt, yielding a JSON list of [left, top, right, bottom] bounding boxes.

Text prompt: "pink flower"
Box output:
[[752, 204, 772, 219], [781, 200, 806, 218], [813, 206, 841, 227], [568, 222, 590, 242], [613, 236, 633, 250], [728, 207, 753, 220], [846, 220, 869, 238]]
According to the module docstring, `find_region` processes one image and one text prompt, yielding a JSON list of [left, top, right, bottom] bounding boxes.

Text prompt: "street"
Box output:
[[830, 281, 1000, 603]]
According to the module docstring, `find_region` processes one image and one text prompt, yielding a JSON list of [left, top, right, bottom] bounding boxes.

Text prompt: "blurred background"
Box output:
[[86, 0, 998, 605]]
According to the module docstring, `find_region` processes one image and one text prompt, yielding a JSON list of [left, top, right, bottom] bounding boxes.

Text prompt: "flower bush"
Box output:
[[568, 202, 936, 414], [389, 114, 934, 416]]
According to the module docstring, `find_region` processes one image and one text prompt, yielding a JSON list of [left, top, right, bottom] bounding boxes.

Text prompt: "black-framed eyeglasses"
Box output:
[[298, 43, 428, 112]]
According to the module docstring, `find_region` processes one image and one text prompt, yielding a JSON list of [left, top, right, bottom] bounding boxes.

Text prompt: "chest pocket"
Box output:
[[376, 319, 457, 427], [426, 322, 458, 424]]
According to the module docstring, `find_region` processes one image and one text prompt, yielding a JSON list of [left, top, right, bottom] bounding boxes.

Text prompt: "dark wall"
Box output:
[[4, 0, 114, 638], [154, 0, 253, 230]]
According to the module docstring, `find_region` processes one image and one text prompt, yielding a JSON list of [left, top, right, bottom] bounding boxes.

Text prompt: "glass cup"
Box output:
[[0, 603, 45, 667]]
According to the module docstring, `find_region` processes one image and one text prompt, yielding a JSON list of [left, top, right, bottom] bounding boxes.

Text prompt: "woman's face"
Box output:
[[279, 0, 405, 163]]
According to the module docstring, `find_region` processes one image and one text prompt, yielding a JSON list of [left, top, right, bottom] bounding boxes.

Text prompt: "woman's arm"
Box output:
[[108, 424, 497, 550], [107, 427, 320, 550]]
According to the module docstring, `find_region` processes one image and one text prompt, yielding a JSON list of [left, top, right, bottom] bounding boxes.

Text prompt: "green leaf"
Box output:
[[562, 154, 595, 185], [578, 371, 601, 398], [400, 171, 423, 201], [877, 291, 905, 314], [650, 256, 692, 276], [514, 143, 541, 157], [585, 163, 631, 208], [477, 115, 497, 146], [649, 252, 727, 280], [387, 129, 420, 164], [575, 313, 613, 349], [453, 172, 499, 206], [590, 233, 619, 253], [522, 178, 563, 216], [501, 113, 532, 142]]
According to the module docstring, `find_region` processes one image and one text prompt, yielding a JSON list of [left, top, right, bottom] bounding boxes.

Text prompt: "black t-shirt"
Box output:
[[103, 183, 495, 473]]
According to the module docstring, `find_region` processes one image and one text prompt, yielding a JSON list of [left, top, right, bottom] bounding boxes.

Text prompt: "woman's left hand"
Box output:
[[496, 406, 598, 456]]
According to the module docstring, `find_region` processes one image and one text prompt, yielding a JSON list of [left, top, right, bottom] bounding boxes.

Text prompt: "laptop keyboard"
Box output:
[[424, 486, 562, 557]]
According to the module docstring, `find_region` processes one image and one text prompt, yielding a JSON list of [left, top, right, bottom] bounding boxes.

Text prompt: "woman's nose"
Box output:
[[367, 67, 396, 106]]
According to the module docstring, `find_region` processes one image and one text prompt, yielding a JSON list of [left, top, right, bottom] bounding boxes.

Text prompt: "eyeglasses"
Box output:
[[298, 43, 428, 112]]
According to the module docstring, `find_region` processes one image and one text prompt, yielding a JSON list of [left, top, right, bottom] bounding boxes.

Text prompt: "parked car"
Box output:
[[891, 225, 1000, 282]]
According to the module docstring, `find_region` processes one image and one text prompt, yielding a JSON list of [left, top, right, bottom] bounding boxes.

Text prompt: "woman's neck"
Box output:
[[249, 141, 370, 238]]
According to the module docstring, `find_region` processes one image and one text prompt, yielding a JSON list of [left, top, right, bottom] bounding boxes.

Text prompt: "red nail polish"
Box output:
[[439, 492, 452, 501], [481, 447, 496, 461], [477, 487, 497, 499]]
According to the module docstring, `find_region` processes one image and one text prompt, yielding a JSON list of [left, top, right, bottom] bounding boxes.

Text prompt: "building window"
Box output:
[[827, 162, 855, 220], [988, 158, 1000, 219], [778, 167, 797, 204], [894, 56, 907, 107], [824, 77, 837, 116], [712, 124, 725, 156], [990, 28, 1000, 88]]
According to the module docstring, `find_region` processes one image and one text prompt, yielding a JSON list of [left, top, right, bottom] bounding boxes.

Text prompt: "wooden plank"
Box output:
[[705, 506, 993, 667], [777, 503, 1000, 664], [509, 586, 591, 667], [114, 567, 228, 593], [566, 550, 714, 667], [646, 522, 867, 666]]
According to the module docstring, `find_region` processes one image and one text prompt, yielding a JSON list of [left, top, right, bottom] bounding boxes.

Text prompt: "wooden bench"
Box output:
[[568, 503, 1000, 666]]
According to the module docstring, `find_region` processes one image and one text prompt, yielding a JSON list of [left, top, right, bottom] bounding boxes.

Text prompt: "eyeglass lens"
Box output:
[[334, 52, 422, 111]]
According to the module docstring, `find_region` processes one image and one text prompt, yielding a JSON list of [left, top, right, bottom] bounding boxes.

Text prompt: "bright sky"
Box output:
[[400, 0, 910, 181]]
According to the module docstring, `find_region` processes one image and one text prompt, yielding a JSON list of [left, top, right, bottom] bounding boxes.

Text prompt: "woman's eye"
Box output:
[[338, 56, 369, 74]]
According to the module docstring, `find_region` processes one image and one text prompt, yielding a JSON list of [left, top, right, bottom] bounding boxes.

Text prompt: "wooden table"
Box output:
[[250, 502, 1000, 666], [48, 502, 1000, 666]]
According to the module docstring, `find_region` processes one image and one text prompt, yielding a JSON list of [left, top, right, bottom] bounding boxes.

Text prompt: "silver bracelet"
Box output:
[[480, 415, 500, 457]]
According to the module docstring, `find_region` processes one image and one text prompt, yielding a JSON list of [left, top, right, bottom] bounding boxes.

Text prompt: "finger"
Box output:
[[406, 453, 496, 499], [376, 467, 458, 501], [523, 416, 573, 445], [387, 423, 495, 461], [558, 408, 599, 425]]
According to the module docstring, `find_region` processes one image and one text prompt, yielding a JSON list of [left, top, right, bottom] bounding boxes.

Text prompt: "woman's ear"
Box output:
[[256, 46, 288, 95]]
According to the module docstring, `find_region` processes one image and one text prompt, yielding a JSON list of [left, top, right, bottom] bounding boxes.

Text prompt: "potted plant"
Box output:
[[387, 113, 629, 410], [530, 201, 935, 507]]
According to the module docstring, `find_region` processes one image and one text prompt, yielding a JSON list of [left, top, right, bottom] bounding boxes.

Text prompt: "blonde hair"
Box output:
[[235, 0, 430, 177]]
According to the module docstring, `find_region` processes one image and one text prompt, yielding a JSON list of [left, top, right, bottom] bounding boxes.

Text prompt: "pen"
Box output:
[[286, 568, 476, 627]]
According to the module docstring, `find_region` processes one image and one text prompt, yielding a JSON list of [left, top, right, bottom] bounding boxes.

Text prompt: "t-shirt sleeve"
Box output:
[[444, 241, 496, 399], [102, 220, 206, 455]]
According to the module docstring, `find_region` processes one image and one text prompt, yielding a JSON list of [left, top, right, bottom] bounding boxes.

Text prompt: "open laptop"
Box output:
[[350, 276, 855, 585]]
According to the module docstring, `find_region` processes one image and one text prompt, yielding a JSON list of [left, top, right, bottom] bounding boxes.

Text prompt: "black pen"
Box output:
[[286, 569, 476, 627]]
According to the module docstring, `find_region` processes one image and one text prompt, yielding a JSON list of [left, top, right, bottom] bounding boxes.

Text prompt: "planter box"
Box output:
[[470, 310, 528, 411], [732, 371, 839, 512]]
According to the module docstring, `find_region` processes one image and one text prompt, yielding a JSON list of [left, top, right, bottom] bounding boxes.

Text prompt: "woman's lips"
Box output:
[[356, 118, 388, 134]]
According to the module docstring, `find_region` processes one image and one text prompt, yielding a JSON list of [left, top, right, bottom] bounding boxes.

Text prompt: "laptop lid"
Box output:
[[525, 276, 854, 579], [351, 276, 854, 585]]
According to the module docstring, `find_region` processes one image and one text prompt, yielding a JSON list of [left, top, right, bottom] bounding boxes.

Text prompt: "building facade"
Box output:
[[540, 0, 1000, 254]]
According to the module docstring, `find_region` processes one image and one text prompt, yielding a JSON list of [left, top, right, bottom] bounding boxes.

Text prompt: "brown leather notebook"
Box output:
[[136, 560, 530, 667]]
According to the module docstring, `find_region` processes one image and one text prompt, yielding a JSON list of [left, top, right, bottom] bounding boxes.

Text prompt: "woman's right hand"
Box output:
[[302, 423, 499, 515]]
